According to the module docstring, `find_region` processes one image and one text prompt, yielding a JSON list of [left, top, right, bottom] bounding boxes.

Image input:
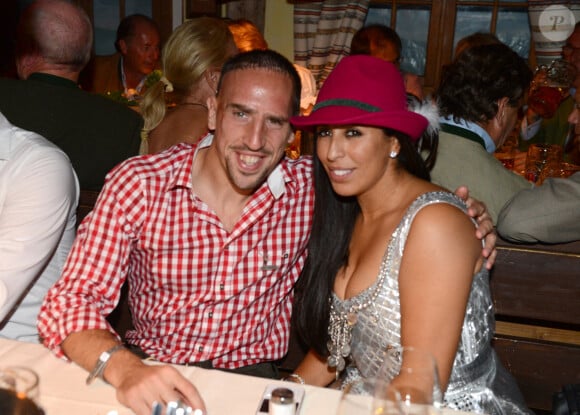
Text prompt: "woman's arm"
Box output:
[[288, 349, 336, 387], [397, 203, 482, 391]]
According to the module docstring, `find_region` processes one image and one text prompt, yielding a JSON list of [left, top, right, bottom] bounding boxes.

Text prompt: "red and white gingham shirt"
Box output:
[[38, 136, 314, 368]]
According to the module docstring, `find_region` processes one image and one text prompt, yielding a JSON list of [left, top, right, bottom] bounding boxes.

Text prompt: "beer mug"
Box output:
[[528, 60, 576, 119]]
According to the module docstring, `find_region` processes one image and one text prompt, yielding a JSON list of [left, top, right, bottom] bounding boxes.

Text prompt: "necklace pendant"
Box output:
[[328, 355, 338, 368], [341, 343, 351, 357], [336, 356, 346, 372], [346, 311, 358, 326]]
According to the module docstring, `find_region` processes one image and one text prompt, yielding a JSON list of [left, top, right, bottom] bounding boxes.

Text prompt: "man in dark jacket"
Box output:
[[0, 0, 142, 190]]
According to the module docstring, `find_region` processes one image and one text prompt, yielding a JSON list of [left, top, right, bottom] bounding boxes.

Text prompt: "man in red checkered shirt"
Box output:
[[37, 50, 497, 414], [38, 49, 311, 414]]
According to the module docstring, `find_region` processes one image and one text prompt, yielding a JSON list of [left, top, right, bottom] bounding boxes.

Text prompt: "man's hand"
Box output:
[[454, 186, 497, 269], [113, 359, 206, 415], [62, 330, 206, 415]]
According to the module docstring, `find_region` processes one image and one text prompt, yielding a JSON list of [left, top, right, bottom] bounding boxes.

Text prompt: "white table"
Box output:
[[0, 339, 474, 415]]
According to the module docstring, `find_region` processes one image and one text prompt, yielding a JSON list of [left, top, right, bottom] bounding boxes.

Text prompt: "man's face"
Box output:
[[119, 21, 160, 77], [207, 68, 295, 194]]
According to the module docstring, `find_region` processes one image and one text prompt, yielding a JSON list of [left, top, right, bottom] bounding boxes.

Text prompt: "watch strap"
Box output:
[[86, 343, 125, 385]]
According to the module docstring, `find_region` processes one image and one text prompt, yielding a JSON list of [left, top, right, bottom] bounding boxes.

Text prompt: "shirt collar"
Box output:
[[27, 73, 79, 89], [0, 112, 12, 160], [439, 116, 496, 153], [185, 133, 288, 199]]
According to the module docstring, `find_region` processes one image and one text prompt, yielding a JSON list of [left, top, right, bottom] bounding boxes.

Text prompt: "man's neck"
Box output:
[[36, 68, 79, 83], [191, 145, 252, 233], [19, 58, 79, 83], [121, 60, 145, 90]]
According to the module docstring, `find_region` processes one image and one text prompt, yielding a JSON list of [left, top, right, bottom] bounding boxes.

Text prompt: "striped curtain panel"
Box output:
[[528, 1, 580, 66], [293, 0, 369, 89]]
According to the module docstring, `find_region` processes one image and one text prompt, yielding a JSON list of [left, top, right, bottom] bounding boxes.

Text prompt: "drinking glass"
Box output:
[[377, 347, 442, 414], [336, 377, 402, 415], [0, 366, 40, 402], [525, 143, 563, 183], [538, 161, 580, 183]]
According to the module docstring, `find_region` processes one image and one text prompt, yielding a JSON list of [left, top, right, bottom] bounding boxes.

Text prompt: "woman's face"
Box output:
[[316, 125, 398, 197]]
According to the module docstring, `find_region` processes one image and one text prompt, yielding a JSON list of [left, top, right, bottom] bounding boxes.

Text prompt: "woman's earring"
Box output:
[[389, 150, 398, 159]]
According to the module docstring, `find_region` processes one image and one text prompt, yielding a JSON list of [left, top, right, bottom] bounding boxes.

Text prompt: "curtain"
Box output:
[[528, 1, 580, 66], [294, 0, 370, 89]]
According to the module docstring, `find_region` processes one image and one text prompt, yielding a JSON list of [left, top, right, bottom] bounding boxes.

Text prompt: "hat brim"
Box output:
[[291, 106, 428, 140]]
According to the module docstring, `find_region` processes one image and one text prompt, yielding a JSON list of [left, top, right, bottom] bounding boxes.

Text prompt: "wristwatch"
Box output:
[[86, 344, 125, 385]]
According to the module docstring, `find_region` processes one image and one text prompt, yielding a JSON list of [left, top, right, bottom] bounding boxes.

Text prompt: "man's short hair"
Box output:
[[218, 49, 302, 117], [16, 0, 93, 71], [436, 43, 533, 123], [115, 14, 159, 53]]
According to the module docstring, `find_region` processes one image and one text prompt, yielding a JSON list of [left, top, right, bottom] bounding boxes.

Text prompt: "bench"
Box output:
[[491, 238, 580, 414]]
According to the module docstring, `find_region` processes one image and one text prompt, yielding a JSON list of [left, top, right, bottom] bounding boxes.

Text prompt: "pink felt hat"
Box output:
[[290, 55, 428, 140]]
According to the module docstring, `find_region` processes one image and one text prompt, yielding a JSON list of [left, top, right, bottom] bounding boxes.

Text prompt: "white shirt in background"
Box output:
[[0, 112, 79, 342]]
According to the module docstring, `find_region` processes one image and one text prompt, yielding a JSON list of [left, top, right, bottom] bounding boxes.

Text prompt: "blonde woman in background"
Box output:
[[140, 17, 238, 154]]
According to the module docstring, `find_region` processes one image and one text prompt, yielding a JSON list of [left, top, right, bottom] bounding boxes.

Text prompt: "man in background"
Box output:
[[0, 0, 142, 190], [498, 87, 580, 244], [82, 14, 161, 101], [350, 24, 423, 100], [431, 42, 533, 222], [520, 22, 580, 154]]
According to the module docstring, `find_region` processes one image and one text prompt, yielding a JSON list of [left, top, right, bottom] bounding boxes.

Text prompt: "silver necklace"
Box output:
[[327, 237, 394, 377]]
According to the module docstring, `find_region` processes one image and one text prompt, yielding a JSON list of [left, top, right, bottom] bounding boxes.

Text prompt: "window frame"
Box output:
[[369, 0, 532, 95]]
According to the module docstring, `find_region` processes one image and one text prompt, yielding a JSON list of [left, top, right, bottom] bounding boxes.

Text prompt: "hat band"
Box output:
[[312, 98, 381, 113]]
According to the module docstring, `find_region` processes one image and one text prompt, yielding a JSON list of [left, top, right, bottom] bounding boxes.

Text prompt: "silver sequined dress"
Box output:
[[331, 191, 531, 415]]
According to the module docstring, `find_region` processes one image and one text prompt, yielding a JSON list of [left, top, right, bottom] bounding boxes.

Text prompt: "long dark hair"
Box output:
[[293, 128, 429, 356]]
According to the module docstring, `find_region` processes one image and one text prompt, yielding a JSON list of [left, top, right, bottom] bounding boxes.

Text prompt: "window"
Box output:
[[367, 0, 531, 94]]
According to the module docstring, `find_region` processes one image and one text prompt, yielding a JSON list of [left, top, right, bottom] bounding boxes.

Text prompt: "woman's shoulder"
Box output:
[[408, 190, 468, 215], [405, 191, 475, 238]]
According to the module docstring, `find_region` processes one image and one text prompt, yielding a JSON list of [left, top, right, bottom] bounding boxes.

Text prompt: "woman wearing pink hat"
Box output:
[[288, 55, 530, 415]]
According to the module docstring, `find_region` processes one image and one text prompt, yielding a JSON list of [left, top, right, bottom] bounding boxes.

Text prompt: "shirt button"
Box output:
[[208, 312, 213, 318], [198, 346, 203, 352], [219, 283, 224, 290]]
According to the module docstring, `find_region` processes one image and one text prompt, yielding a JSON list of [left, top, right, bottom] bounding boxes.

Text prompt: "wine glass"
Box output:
[[377, 346, 442, 415], [525, 143, 563, 183], [336, 377, 402, 415], [0, 366, 40, 402]]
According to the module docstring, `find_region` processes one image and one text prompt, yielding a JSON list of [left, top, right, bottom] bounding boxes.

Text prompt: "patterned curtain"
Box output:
[[294, 0, 370, 89], [528, 1, 580, 66]]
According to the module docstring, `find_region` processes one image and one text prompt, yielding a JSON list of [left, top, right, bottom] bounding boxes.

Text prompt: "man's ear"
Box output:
[[496, 97, 510, 123], [16, 54, 41, 80], [207, 96, 217, 131], [118, 39, 128, 55]]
